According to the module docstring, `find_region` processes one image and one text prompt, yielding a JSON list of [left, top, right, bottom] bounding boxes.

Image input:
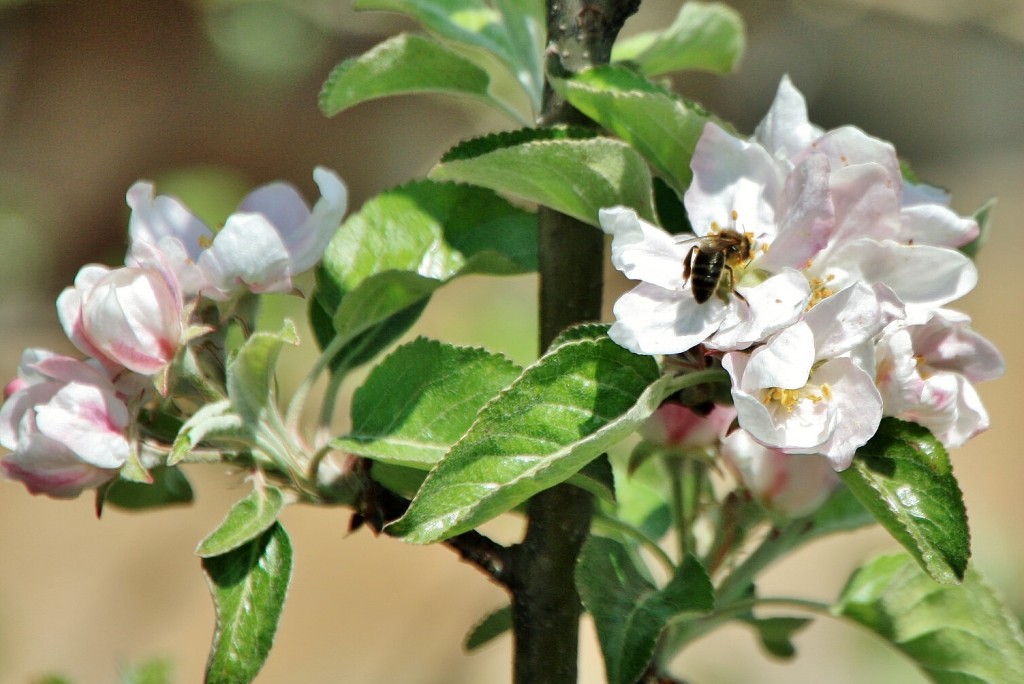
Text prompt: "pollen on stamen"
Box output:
[[731, 209, 739, 221], [198, 235, 213, 249]]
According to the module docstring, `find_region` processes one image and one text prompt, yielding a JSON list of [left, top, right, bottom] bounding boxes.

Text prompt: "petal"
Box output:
[[912, 310, 1004, 382], [35, 382, 130, 468], [824, 239, 978, 312], [804, 126, 901, 188], [827, 163, 901, 244], [898, 204, 979, 248], [730, 384, 832, 453], [708, 270, 810, 351], [1, 438, 117, 498], [753, 75, 823, 160], [685, 122, 786, 240], [811, 358, 882, 470], [758, 153, 834, 272], [199, 213, 293, 295], [126, 181, 212, 262], [287, 167, 349, 274], [805, 282, 904, 359], [741, 322, 814, 391], [609, 282, 725, 355], [599, 207, 691, 290], [238, 182, 310, 234]]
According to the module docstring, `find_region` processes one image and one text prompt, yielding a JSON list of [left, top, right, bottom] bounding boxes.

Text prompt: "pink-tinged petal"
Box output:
[[286, 167, 348, 273], [608, 283, 725, 355], [911, 310, 1004, 382], [80, 268, 183, 374], [642, 403, 736, 449], [824, 239, 977, 311], [804, 126, 901, 189], [898, 204, 979, 248], [938, 377, 989, 448], [741, 322, 814, 391], [805, 282, 903, 359], [600, 207, 691, 290], [199, 213, 292, 295], [2, 439, 117, 499], [758, 153, 834, 271], [708, 270, 810, 351], [35, 382, 130, 468], [811, 358, 882, 470], [0, 384, 55, 450], [828, 163, 901, 244], [31, 354, 112, 388], [685, 122, 785, 239], [903, 180, 951, 207], [126, 181, 212, 262], [753, 75, 823, 160], [721, 430, 838, 517]]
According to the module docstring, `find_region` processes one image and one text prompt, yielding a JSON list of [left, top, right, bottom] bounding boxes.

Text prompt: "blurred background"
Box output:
[[0, 0, 1021, 682]]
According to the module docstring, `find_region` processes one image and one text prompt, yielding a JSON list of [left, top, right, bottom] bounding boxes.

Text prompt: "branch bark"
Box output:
[[509, 1, 640, 682]]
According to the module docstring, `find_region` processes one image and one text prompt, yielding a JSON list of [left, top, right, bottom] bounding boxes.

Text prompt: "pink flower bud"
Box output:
[[641, 403, 736, 450], [0, 350, 130, 498], [721, 430, 838, 517], [57, 264, 184, 376]]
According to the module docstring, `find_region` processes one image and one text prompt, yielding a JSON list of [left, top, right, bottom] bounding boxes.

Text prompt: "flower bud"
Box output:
[[641, 402, 736, 451], [57, 264, 184, 376]]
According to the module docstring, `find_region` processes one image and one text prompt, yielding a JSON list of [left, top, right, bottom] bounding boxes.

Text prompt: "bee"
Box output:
[[680, 228, 752, 304]]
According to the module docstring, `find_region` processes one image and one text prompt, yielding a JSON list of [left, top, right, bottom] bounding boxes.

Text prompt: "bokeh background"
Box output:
[[0, 0, 1021, 682]]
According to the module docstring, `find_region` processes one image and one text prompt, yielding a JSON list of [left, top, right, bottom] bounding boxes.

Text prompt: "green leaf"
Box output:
[[577, 537, 714, 684], [331, 338, 522, 468], [197, 486, 287, 558], [103, 466, 194, 510], [169, 399, 246, 466], [371, 462, 429, 500], [835, 553, 1024, 683], [960, 197, 996, 259], [568, 454, 616, 504], [550, 65, 713, 192], [464, 604, 513, 651], [353, 0, 544, 112], [430, 128, 656, 226], [740, 616, 812, 660], [226, 323, 299, 429], [840, 418, 970, 584], [203, 523, 292, 684], [386, 328, 673, 544], [611, 1, 745, 76], [313, 180, 537, 373], [320, 33, 514, 118]]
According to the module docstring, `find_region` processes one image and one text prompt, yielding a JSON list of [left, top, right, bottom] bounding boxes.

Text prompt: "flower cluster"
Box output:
[[607, 77, 1002, 488], [1, 168, 347, 497]]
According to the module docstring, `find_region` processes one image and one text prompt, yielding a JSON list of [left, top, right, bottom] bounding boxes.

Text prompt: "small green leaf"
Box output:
[[577, 537, 713, 684], [568, 455, 616, 504], [611, 1, 745, 76], [104, 466, 194, 510], [354, 0, 545, 112], [739, 616, 812, 660], [169, 399, 245, 466], [313, 180, 537, 374], [464, 604, 513, 651], [385, 329, 668, 543], [550, 65, 713, 192], [203, 523, 292, 684], [835, 553, 1024, 683], [430, 128, 656, 226], [197, 486, 286, 558], [331, 338, 522, 468], [320, 33, 503, 116], [226, 323, 299, 429], [961, 197, 996, 259], [840, 418, 970, 584]]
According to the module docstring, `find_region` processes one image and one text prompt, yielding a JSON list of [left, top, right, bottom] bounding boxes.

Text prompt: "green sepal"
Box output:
[[960, 197, 995, 259], [577, 536, 714, 684], [739, 616, 812, 660], [840, 418, 970, 584], [611, 1, 745, 76], [203, 522, 293, 684], [197, 485, 286, 558], [834, 553, 1024, 683], [430, 127, 656, 226]]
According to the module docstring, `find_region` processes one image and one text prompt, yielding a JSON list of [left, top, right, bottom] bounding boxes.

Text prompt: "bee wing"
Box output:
[[672, 233, 702, 246]]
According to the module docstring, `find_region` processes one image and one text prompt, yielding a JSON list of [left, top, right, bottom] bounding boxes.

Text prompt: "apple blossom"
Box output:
[[0, 350, 130, 498], [720, 429, 838, 517], [127, 166, 348, 299], [722, 316, 883, 470], [875, 309, 1003, 447], [57, 263, 185, 376]]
